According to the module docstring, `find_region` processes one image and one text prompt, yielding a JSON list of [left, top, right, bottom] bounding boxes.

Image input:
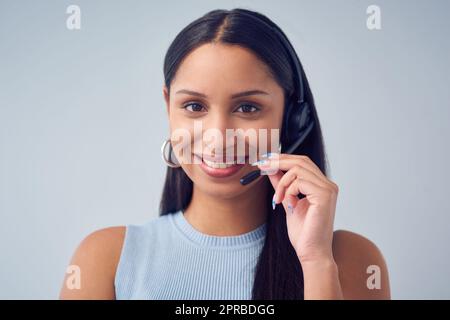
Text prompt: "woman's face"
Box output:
[[163, 43, 285, 199]]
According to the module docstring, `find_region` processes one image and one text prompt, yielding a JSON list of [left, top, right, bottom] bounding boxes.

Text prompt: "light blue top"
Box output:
[[114, 210, 267, 299]]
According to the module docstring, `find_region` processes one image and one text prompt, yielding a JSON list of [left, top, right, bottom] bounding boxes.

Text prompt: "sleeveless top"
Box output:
[[114, 210, 267, 299]]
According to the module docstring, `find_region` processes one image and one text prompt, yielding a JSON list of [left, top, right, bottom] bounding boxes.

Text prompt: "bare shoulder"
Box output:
[[332, 230, 391, 299], [59, 226, 126, 300]]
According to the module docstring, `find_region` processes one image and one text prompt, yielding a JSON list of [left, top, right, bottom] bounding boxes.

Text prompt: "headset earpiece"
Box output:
[[282, 100, 314, 154]]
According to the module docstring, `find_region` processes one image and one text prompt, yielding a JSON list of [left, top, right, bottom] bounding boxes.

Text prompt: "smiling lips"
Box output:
[[193, 154, 247, 178]]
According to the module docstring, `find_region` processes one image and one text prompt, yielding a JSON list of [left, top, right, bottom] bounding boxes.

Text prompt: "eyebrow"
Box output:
[[175, 89, 269, 99]]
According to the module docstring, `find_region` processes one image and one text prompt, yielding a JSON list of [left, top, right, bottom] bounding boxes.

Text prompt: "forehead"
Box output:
[[171, 43, 280, 94]]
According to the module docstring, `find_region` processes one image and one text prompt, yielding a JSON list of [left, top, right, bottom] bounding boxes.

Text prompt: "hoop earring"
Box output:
[[161, 138, 181, 168]]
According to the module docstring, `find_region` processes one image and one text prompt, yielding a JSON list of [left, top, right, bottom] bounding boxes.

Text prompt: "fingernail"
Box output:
[[287, 202, 294, 214], [261, 168, 277, 176], [261, 152, 273, 158], [251, 159, 268, 166], [272, 195, 276, 210]]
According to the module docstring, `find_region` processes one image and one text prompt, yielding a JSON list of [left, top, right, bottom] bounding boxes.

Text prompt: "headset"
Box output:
[[239, 12, 315, 185]]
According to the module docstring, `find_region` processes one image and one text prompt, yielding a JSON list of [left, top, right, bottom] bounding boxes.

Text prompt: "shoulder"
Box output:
[[77, 226, 127, 262], [59, 226, 126, 299], [79, 226, 126, 250], [332, 230, 391, 299]]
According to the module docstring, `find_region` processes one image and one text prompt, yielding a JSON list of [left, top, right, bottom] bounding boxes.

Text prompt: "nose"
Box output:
[[195, 108, 242, 158], [206, 108, 232, 133], [201, 109, 232, 146]]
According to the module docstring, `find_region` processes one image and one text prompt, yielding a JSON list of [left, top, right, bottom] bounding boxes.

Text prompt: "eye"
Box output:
[[183, 102, 206, 112], [235, 104, 260, 113]]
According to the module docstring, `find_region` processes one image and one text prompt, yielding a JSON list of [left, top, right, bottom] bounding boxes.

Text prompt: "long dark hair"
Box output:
[[159, 8, 328, 300]]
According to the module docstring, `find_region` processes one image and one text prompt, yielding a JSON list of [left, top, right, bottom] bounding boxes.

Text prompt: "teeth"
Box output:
[[203, 158, 236, 169]]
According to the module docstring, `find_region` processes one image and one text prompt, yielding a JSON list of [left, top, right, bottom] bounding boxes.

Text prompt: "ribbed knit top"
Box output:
[[114, 210, 267, 299]]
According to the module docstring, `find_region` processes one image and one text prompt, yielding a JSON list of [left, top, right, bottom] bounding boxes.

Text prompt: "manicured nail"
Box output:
[[272, 195, 276, 210], [251, 159, 267, 166], [261, 168, 277, 176], [287, 202, 294, 214]]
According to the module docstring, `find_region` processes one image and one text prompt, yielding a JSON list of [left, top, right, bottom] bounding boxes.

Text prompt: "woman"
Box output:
[[60, 8, 390, 300]]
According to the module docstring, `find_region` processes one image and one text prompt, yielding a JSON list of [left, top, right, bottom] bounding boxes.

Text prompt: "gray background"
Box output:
[[1, 0, 449, 299]]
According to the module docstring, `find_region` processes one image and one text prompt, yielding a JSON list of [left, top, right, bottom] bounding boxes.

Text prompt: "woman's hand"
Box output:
[[254, 153, 339, 265]]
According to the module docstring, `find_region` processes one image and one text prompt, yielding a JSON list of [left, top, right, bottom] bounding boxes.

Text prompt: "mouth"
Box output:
[[193, 153, 248, 178], [202, 158, 239, 168]]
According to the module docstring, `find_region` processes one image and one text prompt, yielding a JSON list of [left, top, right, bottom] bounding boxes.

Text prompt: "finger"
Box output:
[[265, 169, 284, 193], [260, 153, 320, 171], [265, 170, 289, 211], [278, 154, 324, 175], [263, 169, 295, 211], [283, 193, 300, 215], [273, 165, 327, 204], [263, 153, 326, 177], [285, 177, 329, 207], [255, 155, 330, 185]]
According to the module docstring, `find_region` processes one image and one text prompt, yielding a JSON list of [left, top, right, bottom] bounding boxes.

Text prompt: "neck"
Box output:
[[183, 178, 270, 236]]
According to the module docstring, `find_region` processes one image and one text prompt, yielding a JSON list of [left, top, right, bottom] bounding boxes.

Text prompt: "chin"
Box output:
[[201, 171, 245, 196], [183, 164, 258, 199], [201, 178, 248, 199]]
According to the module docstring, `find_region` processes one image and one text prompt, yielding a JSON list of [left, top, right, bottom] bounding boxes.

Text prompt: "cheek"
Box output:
[[168, 112, 197, 152], [168, 109, 190, 132], [238, 117, 283, 158]]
